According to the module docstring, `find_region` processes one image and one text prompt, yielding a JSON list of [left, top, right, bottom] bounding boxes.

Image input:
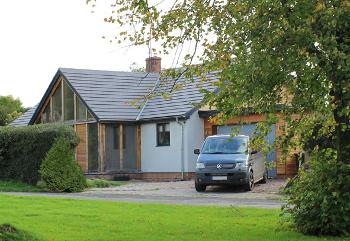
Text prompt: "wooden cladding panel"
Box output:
[[76, 124, 88, 172]]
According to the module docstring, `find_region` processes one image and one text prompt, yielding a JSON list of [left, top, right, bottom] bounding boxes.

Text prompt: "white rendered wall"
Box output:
[[140, 111, 204, 173], [183, 111, 204, 172], [141, 121, 182, 172]]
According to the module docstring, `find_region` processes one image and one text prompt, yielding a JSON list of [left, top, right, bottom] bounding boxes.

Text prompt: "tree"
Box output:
[[0, 95, 27, 126], [39, 136, 86, 192], [93, 0, 350, 235]]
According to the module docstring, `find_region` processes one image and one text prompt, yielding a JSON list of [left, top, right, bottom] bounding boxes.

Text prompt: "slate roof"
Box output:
[[9, 105, 38, 127], [60, 68, 159, 121], [139, 72, 217, 120], [14, 67, 218, 125]]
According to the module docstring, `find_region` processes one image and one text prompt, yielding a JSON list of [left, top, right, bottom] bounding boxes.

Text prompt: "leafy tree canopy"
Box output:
[[93, 1, 350, 234], [0, 95, 27, 126], [94, 0, 350, 162]]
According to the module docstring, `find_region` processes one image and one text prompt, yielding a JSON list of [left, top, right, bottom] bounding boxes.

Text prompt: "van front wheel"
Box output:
[[195, 182, 206, 192], [244, 170, 254, 191]]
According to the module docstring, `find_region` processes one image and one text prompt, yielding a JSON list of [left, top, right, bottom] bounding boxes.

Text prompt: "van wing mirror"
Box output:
[[194, 149, 200, 155], [250, 150, 258, 155]]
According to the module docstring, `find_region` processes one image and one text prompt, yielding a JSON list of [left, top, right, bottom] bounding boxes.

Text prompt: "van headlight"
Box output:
[[236, 161, 248, 169], [196, 163, 205, 169]]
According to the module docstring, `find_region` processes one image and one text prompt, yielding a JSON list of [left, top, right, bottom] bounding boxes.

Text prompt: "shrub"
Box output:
[[39, 136, 86, 192], [0, 124, 78, 184], [0, 224, 41, 241], [282, 149, 350, 236]]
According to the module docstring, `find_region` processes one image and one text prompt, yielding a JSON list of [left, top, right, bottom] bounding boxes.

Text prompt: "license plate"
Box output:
[[212, 176, 227, 181]]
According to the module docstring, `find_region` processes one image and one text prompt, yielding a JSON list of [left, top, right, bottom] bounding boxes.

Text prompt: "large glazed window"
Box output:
[[88, 123, 98, 172], [123, 125, 137, 169], [76, 96, 87, 121], [51, 84, 62, 122], [63, 82, 74, 121], [104, 124, 138, 171], [105, 124, 120, 171], [41, 101, 51, 123], [38, 77, 95, 124], [87, 111, 95, 121]]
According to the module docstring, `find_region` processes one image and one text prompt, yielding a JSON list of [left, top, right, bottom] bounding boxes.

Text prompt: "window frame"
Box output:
[[156, 123, 170, 146]]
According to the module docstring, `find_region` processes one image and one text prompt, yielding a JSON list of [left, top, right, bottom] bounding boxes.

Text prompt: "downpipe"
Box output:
[[176, 117, 186, 180]]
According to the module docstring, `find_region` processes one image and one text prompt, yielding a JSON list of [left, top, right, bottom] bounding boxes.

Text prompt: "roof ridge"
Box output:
[[59, 67, 160, 76]]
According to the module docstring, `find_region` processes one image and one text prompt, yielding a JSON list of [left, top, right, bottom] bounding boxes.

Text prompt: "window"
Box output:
[[87, 111, 95, 121], [113, 125, 120, 149], [88, 123, 98, 172], [157, 123, 170, 146], [63, 82, 74, 121], [201, 136, 248, 154], [41, 101, 51, 123], [123, 125, 137, 169], [105, 124, 120, 171], [76, 96, 87, 121], [51, 84, 62, 122]]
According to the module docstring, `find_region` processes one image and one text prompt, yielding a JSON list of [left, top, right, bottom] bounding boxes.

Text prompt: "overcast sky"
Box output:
[[0, 1, 174, 107]]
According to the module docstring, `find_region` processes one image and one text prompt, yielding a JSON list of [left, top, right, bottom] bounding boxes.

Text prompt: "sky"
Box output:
[[0, 0, 174, 107]]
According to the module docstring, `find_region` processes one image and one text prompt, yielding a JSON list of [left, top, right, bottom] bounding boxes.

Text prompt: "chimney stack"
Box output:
[[145, 56, 161, 73]]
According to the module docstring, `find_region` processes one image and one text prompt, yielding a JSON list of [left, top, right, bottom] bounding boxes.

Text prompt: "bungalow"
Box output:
[[11, 57, 297, 180]]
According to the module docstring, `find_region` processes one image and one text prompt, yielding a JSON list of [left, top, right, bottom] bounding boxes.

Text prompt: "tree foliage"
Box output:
[[39, 136, 86, 193], [96, 0, 350, 158], [283, 150, 350, 236], [0, 95, 27, 126], [95, 0, 350, 235], [0, 123, 79, 185]]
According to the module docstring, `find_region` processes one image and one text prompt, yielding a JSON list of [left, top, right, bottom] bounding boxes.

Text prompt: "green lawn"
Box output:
[[0, 195, 347, 241], [0, 181, 47, 192], [0, 179, 125, 193]]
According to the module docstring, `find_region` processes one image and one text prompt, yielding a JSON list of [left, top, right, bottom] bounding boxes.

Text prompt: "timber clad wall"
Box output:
[[76, 124, 88, 172], [204, 113, 298, 177]]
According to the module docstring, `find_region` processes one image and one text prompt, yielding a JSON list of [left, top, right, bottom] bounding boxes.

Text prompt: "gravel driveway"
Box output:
[[4, 179, 287, 209], [86, 179, 286, 198]]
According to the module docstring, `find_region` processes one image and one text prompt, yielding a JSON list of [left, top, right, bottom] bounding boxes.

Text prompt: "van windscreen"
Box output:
[[201, 137, 248, 154]]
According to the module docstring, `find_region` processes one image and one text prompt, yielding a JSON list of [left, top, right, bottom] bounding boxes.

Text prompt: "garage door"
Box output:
[[217, 124, 276, 177]]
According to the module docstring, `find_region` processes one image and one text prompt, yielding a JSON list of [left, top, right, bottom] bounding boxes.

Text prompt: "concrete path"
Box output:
[[2, 180, 286, 209]]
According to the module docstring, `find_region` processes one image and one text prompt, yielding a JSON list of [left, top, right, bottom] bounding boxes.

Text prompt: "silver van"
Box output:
[[194, 135, 267, 192]]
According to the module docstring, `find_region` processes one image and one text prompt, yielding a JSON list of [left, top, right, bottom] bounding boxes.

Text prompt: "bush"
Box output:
[[39, 137, 86, 192], [0, 124, 78, 184], [282, 149, 350, 236], [0, 224, 41, 241]]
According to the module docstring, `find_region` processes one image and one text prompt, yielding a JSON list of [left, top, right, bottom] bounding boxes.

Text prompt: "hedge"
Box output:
[[0, 124, 78, 185]]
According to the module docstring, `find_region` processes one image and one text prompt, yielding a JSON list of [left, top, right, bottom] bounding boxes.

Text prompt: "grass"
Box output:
[[0, 194, 348, 241], [0, 179, 125, 193], [0, 224, 41, 241], [0, 181, 47, 193]]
